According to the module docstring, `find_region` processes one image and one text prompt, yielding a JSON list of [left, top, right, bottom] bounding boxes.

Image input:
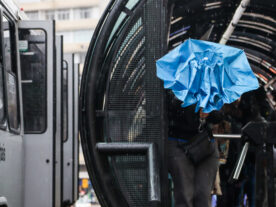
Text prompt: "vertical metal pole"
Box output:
[[232, 142, 250, 180], [219, 0, 250, 45], [148, 143, 161, 202]]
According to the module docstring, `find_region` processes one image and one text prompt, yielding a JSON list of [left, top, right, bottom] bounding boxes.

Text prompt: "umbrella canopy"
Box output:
[[156, 39, 259, 113]]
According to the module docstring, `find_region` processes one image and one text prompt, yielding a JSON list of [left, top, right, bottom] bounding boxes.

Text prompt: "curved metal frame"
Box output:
[[80, 0, 143, 206], [96, 142, 160, 202], [80, 0, 276, 206]]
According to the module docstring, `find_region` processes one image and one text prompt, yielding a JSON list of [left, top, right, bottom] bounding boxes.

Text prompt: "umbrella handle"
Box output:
[[198, 117, 207, 132]]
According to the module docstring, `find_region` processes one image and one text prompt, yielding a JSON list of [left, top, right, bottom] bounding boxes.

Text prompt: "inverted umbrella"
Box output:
[[156, 39, 259, 113]]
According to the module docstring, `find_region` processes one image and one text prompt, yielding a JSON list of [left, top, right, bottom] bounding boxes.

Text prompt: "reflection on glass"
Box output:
[[6, 74, 19, 130], [3, 15, 19, 131], [3, 16, 14, 74], [0, 46, 5, 124], [63, 60, 68, 142], [20, 29, 47, 133]]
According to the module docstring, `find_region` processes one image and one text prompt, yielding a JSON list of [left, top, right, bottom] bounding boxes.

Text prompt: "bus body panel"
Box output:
[[73, 63, 79, 202], [0, 4, 24, 207], [0, 131, 23, 207], [63, 53, 75, 205], [55, 35, 63, 207], [19, 20, 56, 207]]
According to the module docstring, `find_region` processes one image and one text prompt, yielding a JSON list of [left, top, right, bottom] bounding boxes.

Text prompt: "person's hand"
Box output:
[[199, 108, 209, 118]]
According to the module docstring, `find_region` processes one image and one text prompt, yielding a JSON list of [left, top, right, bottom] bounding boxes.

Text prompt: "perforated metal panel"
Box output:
[[105, 2, 166, 205], [80, 0, 168, 206]]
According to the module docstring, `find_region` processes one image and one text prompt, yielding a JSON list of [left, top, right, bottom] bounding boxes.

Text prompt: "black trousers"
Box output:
[[168, 140, 219, 207]]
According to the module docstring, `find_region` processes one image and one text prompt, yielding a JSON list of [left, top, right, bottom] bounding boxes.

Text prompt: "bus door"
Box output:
[[18, 20, 56, 207], [0, 9, 24, 207], [63, 53, 75, 205], [55, 35, 63, 207], [73, 62, 79, 202]]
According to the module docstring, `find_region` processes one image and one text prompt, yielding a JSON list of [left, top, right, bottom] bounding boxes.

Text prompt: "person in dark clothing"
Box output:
[[217, 88, 268, 207], [216, 100, 244, 207], [237, 89, 266, 207], [167, 91, 220, 207]]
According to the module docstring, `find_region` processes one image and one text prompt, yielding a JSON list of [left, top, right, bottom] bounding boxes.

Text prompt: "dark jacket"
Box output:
[[167, 90, 222, 140], [167, 91, 200, 140]]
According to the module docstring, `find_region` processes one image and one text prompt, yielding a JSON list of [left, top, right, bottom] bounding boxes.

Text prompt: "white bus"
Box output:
[[0, 0, 79, 206]]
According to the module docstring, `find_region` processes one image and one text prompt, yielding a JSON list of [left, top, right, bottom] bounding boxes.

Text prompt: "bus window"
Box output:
[[19, 29, 47, 133], [0, 29, 6, 126], [3, 15, 20, 132], [63, 60, 68, 141], [0, 64, 5, 127]]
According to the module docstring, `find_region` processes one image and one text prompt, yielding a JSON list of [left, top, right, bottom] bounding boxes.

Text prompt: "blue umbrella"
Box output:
[[156, 39, 259, 113]]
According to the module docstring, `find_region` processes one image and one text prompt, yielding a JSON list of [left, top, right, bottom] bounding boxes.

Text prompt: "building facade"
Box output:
[[17, 0, 108, 64]]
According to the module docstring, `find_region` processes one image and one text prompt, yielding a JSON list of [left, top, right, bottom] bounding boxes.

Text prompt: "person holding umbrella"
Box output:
[[156, 39, 259, 207]]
